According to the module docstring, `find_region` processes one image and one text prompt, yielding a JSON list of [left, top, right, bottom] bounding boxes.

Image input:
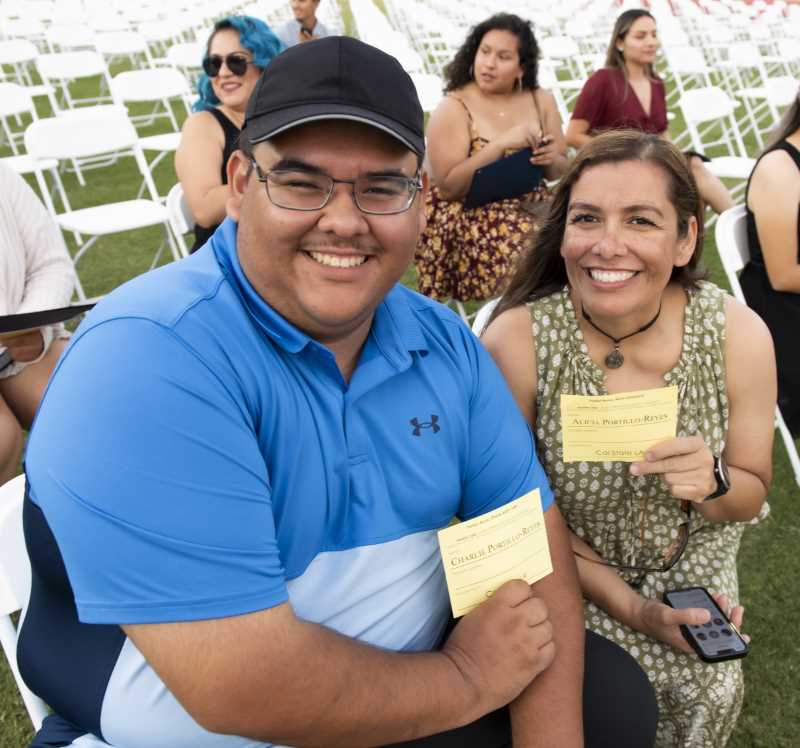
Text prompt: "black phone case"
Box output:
[[663, 587, 749, 663]]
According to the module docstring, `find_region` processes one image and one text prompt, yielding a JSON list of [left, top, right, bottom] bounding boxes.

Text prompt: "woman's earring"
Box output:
[[515, 76, 523, 91], [469, 64, 474, 79]]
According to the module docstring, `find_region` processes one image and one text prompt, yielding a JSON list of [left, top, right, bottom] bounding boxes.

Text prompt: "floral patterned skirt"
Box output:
[[414, 184, 550, 302]]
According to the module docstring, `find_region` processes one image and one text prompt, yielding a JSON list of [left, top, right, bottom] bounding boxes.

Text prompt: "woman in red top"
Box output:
[[566, 9, 733, 215]]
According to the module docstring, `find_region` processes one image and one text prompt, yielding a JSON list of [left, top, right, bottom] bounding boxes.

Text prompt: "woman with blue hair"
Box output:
[[176, 16, 283, 252]]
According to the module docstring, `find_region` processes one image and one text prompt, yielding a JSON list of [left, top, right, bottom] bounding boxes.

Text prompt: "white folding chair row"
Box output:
[[714, 205, 800, 487], [25, 107, 186, 298]]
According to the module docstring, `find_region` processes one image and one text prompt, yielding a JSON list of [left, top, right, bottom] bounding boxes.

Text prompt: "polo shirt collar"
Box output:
[[210, 218, 429, 363]]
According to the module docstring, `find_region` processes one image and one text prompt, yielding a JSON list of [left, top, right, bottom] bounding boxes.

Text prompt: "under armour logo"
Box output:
[[410, 415, 440, 436]]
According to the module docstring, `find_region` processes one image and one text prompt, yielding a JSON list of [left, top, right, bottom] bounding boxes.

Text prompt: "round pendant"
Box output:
[[605, 349, 624, 369]]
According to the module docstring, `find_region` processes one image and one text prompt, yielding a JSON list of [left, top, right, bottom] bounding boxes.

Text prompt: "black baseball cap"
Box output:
[[243, 36, 424, 156]]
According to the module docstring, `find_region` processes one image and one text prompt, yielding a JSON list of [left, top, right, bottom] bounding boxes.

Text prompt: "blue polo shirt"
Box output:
[[21, 219, 553, 747]]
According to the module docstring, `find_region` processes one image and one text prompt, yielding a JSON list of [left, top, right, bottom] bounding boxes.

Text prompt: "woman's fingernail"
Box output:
[[629, 464, 639, 475]]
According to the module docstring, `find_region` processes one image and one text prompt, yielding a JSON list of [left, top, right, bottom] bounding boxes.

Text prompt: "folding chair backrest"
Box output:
[[36, 50, 108, 82], [0, 474, 50, 730], [0, 39, 39, 66], [25, 108, 161, 202], [25, 108, 138, 161], [94, 31, 149, 57], [0, 82, 36, 118], [110, 68, 190, 105], [166, 181, 195, 236], [471, 298, 500, 337], [679, 86, 737, 125], [714, 204, 749, 303]]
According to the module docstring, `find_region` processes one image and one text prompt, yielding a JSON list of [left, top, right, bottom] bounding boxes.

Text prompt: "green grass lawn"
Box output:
[[1, 11, 799, 747]]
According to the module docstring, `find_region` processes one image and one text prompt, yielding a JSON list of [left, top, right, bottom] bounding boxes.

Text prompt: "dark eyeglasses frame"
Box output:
[[202, 52, 251, 78], [572, 500, 692, 587], [250, 161, 424, 215]]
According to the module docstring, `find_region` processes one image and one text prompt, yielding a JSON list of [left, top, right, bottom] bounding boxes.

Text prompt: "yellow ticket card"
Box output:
[[437, 489, 553, 618], [560, 386, 678, 463]]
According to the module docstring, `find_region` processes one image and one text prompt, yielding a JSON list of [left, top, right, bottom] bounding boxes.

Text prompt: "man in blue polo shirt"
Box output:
[[20, 37, 656, 748]]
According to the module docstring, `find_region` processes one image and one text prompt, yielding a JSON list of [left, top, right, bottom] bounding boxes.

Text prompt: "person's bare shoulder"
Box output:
[[723, 293, 774, 368], [481, 304, 538, 423], [180, 110, 226, 142], [750, 148, 800, 197]]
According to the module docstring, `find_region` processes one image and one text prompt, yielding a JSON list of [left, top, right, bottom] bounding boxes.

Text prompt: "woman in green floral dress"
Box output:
[[482, 131, 776, 747]]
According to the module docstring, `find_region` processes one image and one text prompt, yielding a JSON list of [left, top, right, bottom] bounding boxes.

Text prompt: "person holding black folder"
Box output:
[[416, 13, 568, 303], [0, 162, 75, 483]]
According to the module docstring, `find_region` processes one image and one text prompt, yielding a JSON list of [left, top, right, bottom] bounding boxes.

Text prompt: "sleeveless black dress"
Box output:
[[190, 108, 241, 253], [740, 139, 800, 435]]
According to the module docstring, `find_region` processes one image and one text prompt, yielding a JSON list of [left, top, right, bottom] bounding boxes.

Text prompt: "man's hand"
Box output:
[[0, 329, 45, 363], [442, 579, 555, 715], [637, 592, 747, 654]]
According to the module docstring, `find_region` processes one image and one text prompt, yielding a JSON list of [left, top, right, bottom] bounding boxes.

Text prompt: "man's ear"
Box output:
[[226, 150, 251, 221]]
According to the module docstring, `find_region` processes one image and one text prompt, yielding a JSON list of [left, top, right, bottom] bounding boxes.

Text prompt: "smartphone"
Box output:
[[663, 586, 749, 663], [0, 349, 11, 372]]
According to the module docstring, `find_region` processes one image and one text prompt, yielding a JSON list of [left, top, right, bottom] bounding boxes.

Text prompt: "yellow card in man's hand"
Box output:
[[437, 490, 553, 618], [560, 386, 678, 463]]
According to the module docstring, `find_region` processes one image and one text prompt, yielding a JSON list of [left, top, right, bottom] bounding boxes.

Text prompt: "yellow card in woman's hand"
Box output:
[[560, 386, 678, 463]]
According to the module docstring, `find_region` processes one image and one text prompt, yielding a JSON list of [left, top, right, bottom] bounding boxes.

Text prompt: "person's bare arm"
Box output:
[[632, 296, 774, 522], [123, 580, 555, 747], [483, 306, 585, 747], [565, 118, 593, 150], [428, 97, 543, 201], [748, 149, 800, 292], [175, 111, 232, 229], [700, 296, 774, 521], [532, 89, 569, 181]]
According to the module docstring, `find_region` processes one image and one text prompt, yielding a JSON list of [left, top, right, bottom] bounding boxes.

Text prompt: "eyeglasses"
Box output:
[[250, 162, 424, 215], [572, 501, 692, 588], [202, 53, 251, 78]]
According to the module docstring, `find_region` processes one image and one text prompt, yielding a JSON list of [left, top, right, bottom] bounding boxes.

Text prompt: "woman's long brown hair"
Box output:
[[487, 130, 708, 328]]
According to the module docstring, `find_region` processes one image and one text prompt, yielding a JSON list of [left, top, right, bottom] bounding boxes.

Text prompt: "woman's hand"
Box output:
[[636, 593, 747, 655], [496, 122, 542, 153], [0, 330, 45, 363], [530, 135, 558, 166], [629, 435, 716, 502]]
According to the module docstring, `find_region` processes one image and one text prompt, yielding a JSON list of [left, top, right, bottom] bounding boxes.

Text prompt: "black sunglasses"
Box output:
[[202, 52, 251, 78]]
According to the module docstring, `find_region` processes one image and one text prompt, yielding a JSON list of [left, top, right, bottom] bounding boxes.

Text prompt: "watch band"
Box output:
[[705, 455, 731, 501]]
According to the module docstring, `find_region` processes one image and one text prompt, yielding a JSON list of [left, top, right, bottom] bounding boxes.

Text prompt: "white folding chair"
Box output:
[[676, 87, 755, 202], [35, 50, 114, 113], [715, 205, 800, 486], [0, 82, 38, 155], [0, 474, 49, 731], [110, 68, 192, 198], [0, 39, 39, 88], [166, 182, 194, 258], [25, 108, 183, 298], [94, 31, 154, 70]]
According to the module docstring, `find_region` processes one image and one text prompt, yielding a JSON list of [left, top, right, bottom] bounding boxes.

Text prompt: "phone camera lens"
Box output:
[[702, 621, 713, 628], [713, 618, 724, 625], [721, 629, 732, 636], [709, 631, 720, 639], [697, 633, 707, 640]]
